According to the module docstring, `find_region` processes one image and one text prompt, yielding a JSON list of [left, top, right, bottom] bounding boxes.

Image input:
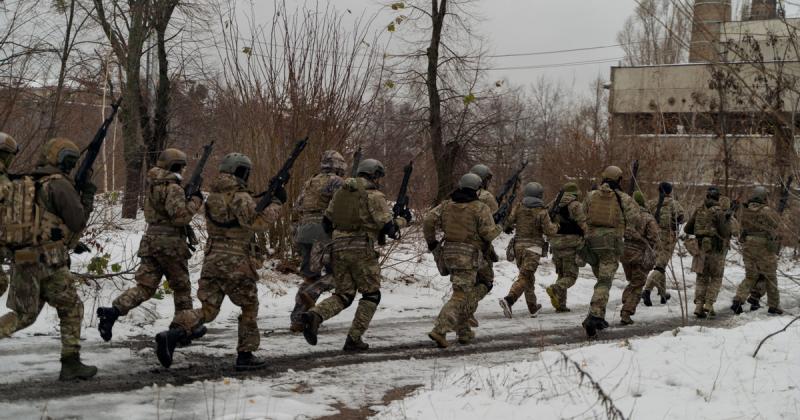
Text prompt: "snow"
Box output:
[[374, 317, 800, 420]]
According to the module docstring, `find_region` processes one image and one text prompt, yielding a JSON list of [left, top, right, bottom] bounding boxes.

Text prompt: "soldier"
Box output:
[[498, 182, 558, 318], [731, 187, 783, 315], [467, 164, 499, 327], [619, 191, 660, 325], [545, 182, 588, 312], [425, 173, 500, 347], [155, 153, 285, 370], [683, 186, 731, 318], [300, 158, 408, 351], [0, 138, 97, 380], [581, 166, 640, 337], [96, 149, 203, 342], [642, 182, 684, 306], [289, 150, 345, 332], [0, 132, 18, 297]]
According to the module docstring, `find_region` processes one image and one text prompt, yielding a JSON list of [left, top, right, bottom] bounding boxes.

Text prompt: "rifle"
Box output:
[[495, 161, 528, 205], [725, 199, 740, 220], [493, 178, 520, 225], [74, 97, 123, 190], [654, 188, 666, 222], [184, 141, 214, 199], [548, 189, 565, 221], [778, 175, 794, 214], [351, 146, 362, 178], [627, 159, 639, 195], [255, 137, 308, 213], [379, 161, 413, 245]]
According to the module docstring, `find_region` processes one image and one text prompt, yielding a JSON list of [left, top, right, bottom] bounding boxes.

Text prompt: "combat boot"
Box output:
[[641, 290, 653, 307], [468, 315, 479, 328], [619, 311, 634, 325], [343, 335, 369, 352], [235, 351, 267, 371], [582, 315, 605, 338], [703, 303, 716, 317], [428, 331, 449, 348], [730, 299, 744, 315], [301, 312, 322, 345], [546, 285, 560, 309], [694, 304, 707, 319], [660, 292, 671, 304], [97, 306, 120, 342], [59, 354, 97, 381], [747, 296, 761, 311], [499, 297, 513, 319], [155, 328, 187, 368], [768, 307, 784, 315], [178, 325, 208, 347], [528, 303, 542, 318], [457, 329, 475, 345]]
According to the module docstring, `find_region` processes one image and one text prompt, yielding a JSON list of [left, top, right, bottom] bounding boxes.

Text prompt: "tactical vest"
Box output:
[[514, 206, 545, 241], [144, 170, 180, 226], [693, 205, 717, 237], [441, 201, 482, 246], [329, 179, 368, 232], [205, 190, 253, 256], [587, 189, 622, 228], [740, 204, 776, 237], [0, 175, 40, 247], [299, 173, 336, 219], [557, 203, 583, 235], [656, 198, 674, 229]]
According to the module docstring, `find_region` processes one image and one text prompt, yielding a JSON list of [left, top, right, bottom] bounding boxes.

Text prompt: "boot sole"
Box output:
[[428, 332, 449, 348], [155, 332, 174, 368], [498, 299, 513, 319]]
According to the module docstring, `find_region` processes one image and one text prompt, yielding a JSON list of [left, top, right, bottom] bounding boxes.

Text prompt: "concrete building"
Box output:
[[608, 0, 798, 189]]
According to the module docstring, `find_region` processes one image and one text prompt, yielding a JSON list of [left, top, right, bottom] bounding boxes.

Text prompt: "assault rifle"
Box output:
[[627, 159, 639, 195], [184, 141, 214, 199], [493, 161, 527, 224], [351, 146, 362, 178], [725, 199, 740, 220], [778, 175, 794, 214], [74, 97, 123, 190], [654, 188, 666, 222], [379, 161, 413, 245], [548, 189, 565, 221], [255, 137, 308, 213]]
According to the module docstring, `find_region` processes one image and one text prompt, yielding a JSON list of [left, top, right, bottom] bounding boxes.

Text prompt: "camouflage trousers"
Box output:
[[644, 232, 677, 296], [311, 243, 381, 340], [469, 254, 495, 316], [735, 240, 779, 308], [0, 264, 83, 357], [290, 242, 334, 329], [620, 246, 649, 316], [586, 235, 622, 319], [504, 244, 542, 313], [693, 250, 726, 308], [0, 266, 8, 297], [173, 253, 261, 352], [550, 246, 580, 308], [113, 254, 193, 318], [433, 269, 478, 336]]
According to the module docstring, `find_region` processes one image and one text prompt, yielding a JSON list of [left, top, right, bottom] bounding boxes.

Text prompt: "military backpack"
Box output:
[[693, 206, 717, 237], [587, 189, 622, 228], [0, 175, 41, 248]]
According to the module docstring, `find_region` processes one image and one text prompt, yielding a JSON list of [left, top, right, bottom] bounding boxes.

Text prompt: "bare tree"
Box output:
[[618, 0, 692, 66]]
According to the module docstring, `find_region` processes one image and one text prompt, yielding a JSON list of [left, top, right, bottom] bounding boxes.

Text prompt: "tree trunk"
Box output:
[[46, 0, 77, 139], [120, 68, 145, 219]]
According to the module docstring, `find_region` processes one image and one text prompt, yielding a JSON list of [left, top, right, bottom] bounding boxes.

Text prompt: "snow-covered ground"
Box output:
[[0, 204, 798, 419]]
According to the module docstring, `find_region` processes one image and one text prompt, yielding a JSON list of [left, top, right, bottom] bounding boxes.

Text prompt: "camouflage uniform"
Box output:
[[0, 159, 12, 296], [620, 196, 660, 322], [308, 176, 402, 344], [470, 188, 499, 317], [424, 187, 500, 344], [643, 195, 685, 299], [546, 186, 588, 312], [501, 198, 558, 315], [582, 182, 640, 321], [172, 173, 281, 353], [733, 201, 782, 311], [684, 195, 730, 316], [290, 152, 345, 330], [110, 167, 201, 320]]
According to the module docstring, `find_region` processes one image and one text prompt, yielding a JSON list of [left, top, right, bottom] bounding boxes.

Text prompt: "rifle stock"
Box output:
[[74, 97, 123, 189], [184, 141, 215, 199], [548, 189, 565, 221], [255, 137, 308, 213]]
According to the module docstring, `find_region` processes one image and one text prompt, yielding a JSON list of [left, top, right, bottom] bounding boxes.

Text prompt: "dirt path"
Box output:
[[0, 312, 736, 402]]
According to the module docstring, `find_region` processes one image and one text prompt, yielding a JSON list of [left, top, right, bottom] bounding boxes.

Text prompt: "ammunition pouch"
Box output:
[[432, 244, 449, 276], [442, 241, 482, 271], [14, 241, 68, 267], [332, 236, 373, 254]]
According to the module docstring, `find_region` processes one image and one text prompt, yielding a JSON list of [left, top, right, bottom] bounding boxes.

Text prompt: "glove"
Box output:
[[79, 181, 97, 210], [402, 209, 413, 224], [381, 221, 400, 240], [427, 240, 439, 252], [74, 242, 91, 254], [191, 188, 203, 200], [273, 186, 288, 205]]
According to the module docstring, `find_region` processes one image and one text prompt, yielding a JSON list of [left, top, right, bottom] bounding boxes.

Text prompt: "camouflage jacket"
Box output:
[[550, 192, 588, 247], [423, 190, 501, 250], [293, 171, 343, 245], [684, 199, 730, 240], [583, 183, 640, 237], [624, 204, 660, 250], [504, 199, 558, 246], [139, 167, 202, 257], [646, 195, 685, 235], [325, 177, 397, 244], [478, 188, 499, 214], [740, 202, 780, 242]]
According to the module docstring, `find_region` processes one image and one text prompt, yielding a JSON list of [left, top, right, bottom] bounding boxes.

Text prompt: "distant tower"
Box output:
[[749, 0, 779, 20], [689, 0, 732, 63]]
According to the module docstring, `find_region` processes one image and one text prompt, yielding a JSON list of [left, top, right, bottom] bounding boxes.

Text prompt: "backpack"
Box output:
[[587, 189, 622, 228], [0, 175, 41, 248], [329, 179, 366, 232]]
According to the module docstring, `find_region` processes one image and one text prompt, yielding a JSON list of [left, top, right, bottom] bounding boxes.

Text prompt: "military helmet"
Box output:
[[321, 150, 346, 173], [39, 137, 80, 168], [633, 190, 646, 207], [469, 164, 493, 182], [458, 173, 483, 191], [563, 182, 579, 194], [0, 133, 18, 154], [601, 165, 623, 181], [219, 152, 253, 174], [750, 186, 768, 204], [357, 158, 385, 179], [156, 148, 188, 171], [524, 182, 544, 198], [706, 186, 721, 201]]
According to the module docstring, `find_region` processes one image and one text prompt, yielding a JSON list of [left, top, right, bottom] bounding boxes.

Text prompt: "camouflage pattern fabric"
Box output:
[[620, 205, 660, 316], [0, 163, 11, 295], [694, 251, 726, 308], [113, 254, 192, 315], [548, 194, 588, 310], [432, 269, 477, 335], [644, 195, 684, 296], [471, 188, 500, 312], [734, 202, 781, 308], [0, 267, 7, 297], [684, 198, 732, 310], [0, 264, 83, 357]]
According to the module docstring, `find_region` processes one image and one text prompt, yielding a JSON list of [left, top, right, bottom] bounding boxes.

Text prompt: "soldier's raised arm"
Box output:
[[423, 203, 444, 246], [164, 182, 202, 225], [503, 202, 520, 233], [477, 202, 502, 243]]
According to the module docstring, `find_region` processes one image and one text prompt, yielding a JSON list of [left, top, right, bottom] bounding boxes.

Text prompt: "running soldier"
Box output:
[[546, 182, 588, 312], [289, 150, 345, 332], [581, 166, 640, 337], [684, 187, 731, 318], [425, 173, 500, 348], [498, 182, 558, 318], [300, 159, 408, 351], [642, 182, 684, 306], [97, 149, 203, 341], [0, 138, 97, 380], [619, 191, 660, 325], [467, 164, 499, 327], [156, 153, 285, 370], [0, 133, 18, 297], [731, 187, 783, 315]]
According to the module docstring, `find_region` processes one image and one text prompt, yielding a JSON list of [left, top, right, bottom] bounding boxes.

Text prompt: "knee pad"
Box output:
[[361, 291, 381, 305], [335, 293, 356, 308]]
